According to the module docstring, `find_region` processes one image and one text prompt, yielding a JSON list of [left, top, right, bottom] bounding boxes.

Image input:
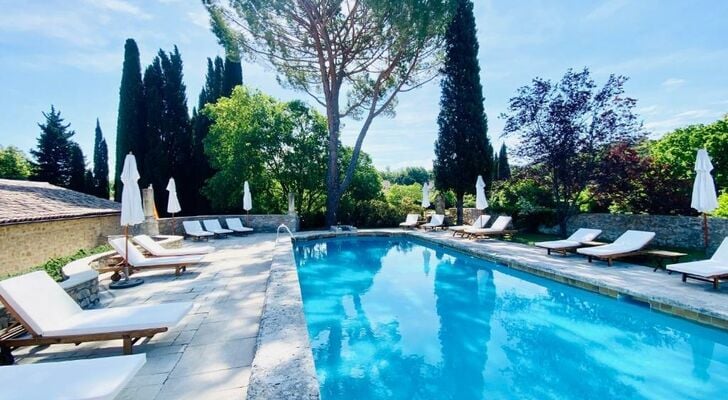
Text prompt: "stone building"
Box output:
[[0, 179, 121, 276]]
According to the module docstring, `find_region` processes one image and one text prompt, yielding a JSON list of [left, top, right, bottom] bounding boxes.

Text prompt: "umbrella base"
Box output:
[[109, 277, 145, 289]]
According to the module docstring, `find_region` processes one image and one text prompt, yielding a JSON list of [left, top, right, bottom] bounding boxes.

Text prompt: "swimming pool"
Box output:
[[294, 236, 728, 400]]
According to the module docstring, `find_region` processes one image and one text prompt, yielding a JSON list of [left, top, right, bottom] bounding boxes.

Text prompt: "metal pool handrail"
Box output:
[[276, 224, 293, 243]]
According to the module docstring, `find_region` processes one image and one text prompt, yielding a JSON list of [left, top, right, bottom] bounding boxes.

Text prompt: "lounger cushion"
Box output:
[[710, 237, 728, 263], [449, 215, 491, 232], [133, 235, 213, 256], [109, 238, 203, 267], [43, 302, 192, 337], [400, 214, 419, 227], [667, 260, 728, 278], [535, 240, 582, 250], [566, 228, 602, 243], [0, 354, 146, 400], [422, 214, 445, 227], [203, 219, 234, 234], [0, 271, 82, 335], [182, 221, 213, 237], [577, 230, 655, 257], [465, 216, 512, 235], [225, 218, 254, 232]]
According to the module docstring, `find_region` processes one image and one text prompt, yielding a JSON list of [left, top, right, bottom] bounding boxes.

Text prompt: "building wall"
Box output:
[[157, 214, 300, 235], [0, 214, 121, 276], [565, 213, 728, 252]]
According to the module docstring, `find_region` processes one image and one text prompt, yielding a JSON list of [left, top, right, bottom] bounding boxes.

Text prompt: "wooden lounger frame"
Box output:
[[97, 259, 190, 282], [678, 272, 728, 289], [585, 249, 686, 268], [0, 296, 166, 365], [465, 229, 518, 239]]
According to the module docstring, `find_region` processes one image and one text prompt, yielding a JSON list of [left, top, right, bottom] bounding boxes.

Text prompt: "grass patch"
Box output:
[[1, 244, 112, 282]]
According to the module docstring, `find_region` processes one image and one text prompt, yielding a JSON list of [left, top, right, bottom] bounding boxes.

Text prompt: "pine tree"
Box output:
[[31, 106, 75, 186], [433, 0, 493, 224], [221, 56, 242, 96], [92, 119, 110, 198], [114, 38, 146, 201], [68, 143, 87, 193], [497, 144, 511, 180]]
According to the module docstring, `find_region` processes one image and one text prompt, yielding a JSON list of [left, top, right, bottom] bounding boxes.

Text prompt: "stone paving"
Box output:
[[15, 233, 278, 400]]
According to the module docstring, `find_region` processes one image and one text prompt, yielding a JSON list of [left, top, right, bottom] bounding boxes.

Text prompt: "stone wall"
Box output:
[[564, 213, 728, 252], [157, 214, 300, 235], [0, 214, 121, 276]]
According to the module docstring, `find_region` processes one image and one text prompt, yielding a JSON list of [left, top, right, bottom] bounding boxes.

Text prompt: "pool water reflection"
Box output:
[[295, 237, 728, 400]]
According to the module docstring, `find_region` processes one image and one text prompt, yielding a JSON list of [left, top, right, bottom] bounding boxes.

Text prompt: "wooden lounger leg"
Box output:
[[547, 249, 551, 255], [122, 335, 133, 355], [587, 256, 593, 263], [714, 278, 719, 290], [607, 258, 613, 267], [682, 273, 687, 283], [0, 345, 14, 365]]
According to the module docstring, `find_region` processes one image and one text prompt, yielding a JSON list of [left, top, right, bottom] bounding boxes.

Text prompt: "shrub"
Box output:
[[715, 191, 728, 218], [1, 244, 112, 282]]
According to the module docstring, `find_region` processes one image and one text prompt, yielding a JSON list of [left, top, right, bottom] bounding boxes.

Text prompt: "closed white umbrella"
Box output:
[[421, 182, 431, 208], [691, 149, 719, 248], [476, 175, 488, 210], [166, 178, 181, 214], [166, 178, 181, 236], [113, 153, 145, 289], [243, 181, 252, 212]]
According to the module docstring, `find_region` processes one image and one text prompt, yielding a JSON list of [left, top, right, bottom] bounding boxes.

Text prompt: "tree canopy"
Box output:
[[92, 119, 110, 198], [0, 146, 33, 180], [501, 68, 643, 234], [204, 0, 456, 225], [31, 106, 75, 187]]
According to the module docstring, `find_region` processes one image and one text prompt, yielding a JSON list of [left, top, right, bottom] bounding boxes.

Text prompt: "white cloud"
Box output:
[[645, 109, 721, 135], [661, 78, 686, 88], [187, 10, 210, 29], [84, 0, 152, 20], [0, 12, 103, 47]]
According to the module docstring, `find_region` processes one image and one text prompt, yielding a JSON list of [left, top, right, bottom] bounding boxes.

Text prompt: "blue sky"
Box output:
[[1, 0, 726, 170]]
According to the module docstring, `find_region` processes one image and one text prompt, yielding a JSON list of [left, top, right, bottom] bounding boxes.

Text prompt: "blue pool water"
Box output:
[[294, 237, 728, 400]]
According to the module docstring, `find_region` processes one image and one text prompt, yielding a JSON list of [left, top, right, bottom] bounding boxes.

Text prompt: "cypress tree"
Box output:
[[142, 57, 166, 198], [190, 56, 227, 214], [31, 106, 75, 186], [492, 153, 499, 182], [114, 38, 146, 201], [497, 144, 511, 180], [433, 0, 493, 224], [221, 56, 242, 96], [84, 169, 95, 194], [68, 143, 87, 193], [92, 119, 110, 198]]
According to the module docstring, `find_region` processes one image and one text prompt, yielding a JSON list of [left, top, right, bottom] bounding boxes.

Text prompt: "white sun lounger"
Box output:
[[449, 215, 491, 237], [464, 216, 514, 238], [422, 214, 445, 230], [535, 228, 603, 255], [203, 219, 234, 237], [109, 237, 204, 277], [399, 213, 420, 229], [226, 218, 254, 234], [182, 220, 214, 240], [668, 237, 728, 289], [0, 271, 191, 361], [133, 235, 213, 257], [576, 230, 656, 266], [0, 354, 146, 400]]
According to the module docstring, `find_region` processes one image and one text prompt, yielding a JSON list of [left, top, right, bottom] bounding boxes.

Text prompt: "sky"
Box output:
[[0, 0, 726, 171]]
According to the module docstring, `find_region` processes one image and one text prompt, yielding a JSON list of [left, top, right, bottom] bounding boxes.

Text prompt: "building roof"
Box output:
[[0, 179, 120, 225]]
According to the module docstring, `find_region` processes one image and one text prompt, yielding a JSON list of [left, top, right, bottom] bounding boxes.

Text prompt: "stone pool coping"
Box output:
[[248, 229, 728, 399]]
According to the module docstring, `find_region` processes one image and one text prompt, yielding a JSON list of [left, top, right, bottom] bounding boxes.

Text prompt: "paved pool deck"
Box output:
[[16, 233, 278, 400]]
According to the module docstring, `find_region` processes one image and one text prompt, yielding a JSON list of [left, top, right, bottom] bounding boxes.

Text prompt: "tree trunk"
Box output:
[[456, 191, 464, 225], [325, 99, 341, 227]]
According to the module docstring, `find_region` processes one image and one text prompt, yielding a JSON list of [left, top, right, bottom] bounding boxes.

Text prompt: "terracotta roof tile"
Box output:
[[0, 179, 120, 225]]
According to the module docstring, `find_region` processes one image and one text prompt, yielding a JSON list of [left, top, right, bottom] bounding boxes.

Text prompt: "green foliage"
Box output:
[[384, 183, 425, 213], [434, 0, 493, 224], [648, 115, 728, 189], [31, 106, 76, 186], [380, 167, 431, 185], [339, 149, 390, 226], [715, 191, 728, 218], [68, 143, 88, 193], [1, 244, 112, 282], [489, 169, 556, 231], [222, 57, 243, 97], [114, 38, 145, 201], [0, 146, 33, 179], [203, 86, 328, 220], [92, 120, 110, 199], [496, 144, 511, 180]]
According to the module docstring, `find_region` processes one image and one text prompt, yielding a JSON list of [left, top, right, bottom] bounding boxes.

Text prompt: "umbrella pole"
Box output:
[[109, 225, 144, 289], [172, 213, 176, 235], [124, 225, 130, 282], [703, 213, 710, 249]]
